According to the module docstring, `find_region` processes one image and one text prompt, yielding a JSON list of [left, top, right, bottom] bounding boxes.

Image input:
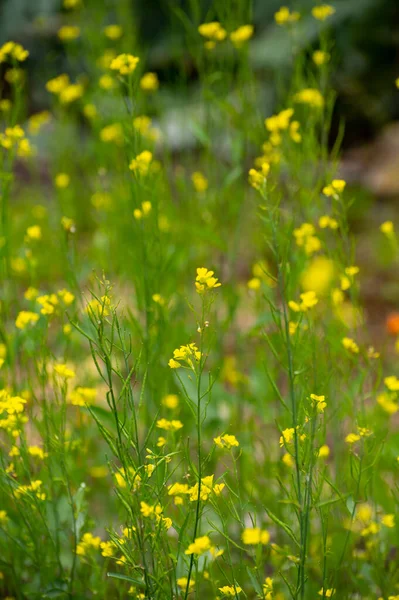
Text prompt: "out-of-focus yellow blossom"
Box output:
[[76, 532, 102, 556], [55, 173, 70, 189], [345, 432, 360, 444], [15, 480, 46, 500], [63, 0, 81, 8], [274, 7, 300, 25], [68, 387, 96, 407], [15, 311, 39, 329], [152, 293, 165, 306], [318, 444, 330, 458], [385, 376, 399, 391], [100, 123, 124, 145], [157, 436, 166, 448], [323, 179, 346, 197], [300, 257, 335, 295], [0, 99, 12, 112], [313, 50, 330, 65], [59, 83, 84, 104], [140, 72, 159, 91], [191, 171, 208, 192], [248, 162, 270, 190], [133, 201, 152, 220], [162, 394, 179, 409], [293, 223, 321, 255], [61, 216, 76, 232], [37, 293, 58, 315], [28, 446, 48, 460], [198, 22, 227, 43], [380, 221, 395, 236], [195, 267, 221, 293], [156, 418, 183, 431], [280, 427, 295, 447], [0, 41, 29, 63], [177, 577, 195, 589], [99, 74, 116, 90], [381, 514, 395, 528], [26, 225, 42, 241], [230, 25, 254, 47], [311, 393, 327, 412], [133, 115, 159, 141], [214, 434, 239, 449], [129, 150, 153, 175], [110, 53, 139, 75], [83, 103, 97, 119], [318, 589, 335, 598], [342, 337, 359, 354], [289, 290, 318, 312], [241, 527, 270, 545], [219, 585, 242, 596], [104, 25, 123, 39], [312, 5, 336, 21], [54, 363, 75, 379], [0, 510, 8, 524], [86, 295, 111, 318], [263, 577, 274, 599], [293, 88, 324, 108], [58, 26, 80, 41], [100, 540, 116, 557], [4, 67, 24, 85], [319, 215, 338, 229], [185, 535, 212, 555], [58, 288, 75, 305], [289, 120, 301, 142], [46, 74, 70, 94]]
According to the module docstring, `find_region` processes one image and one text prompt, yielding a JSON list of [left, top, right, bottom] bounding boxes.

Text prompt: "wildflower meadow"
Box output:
[[1, 1, 399, 598]]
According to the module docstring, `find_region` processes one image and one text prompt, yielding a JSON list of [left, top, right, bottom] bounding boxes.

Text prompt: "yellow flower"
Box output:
[[342, 337, 359, 354], [76, 532, 102, 556], [377, 392, 398, 414], [289, 120, 301, 142], [318, 589, 335, 598], [263, 577, 273, 599], [103, 24, 123, 40], [185, 535, 212, 555], [140, 72, 159, 91], [385, 376, 399, 391], [129, 150, 153, 175], [177, 577, 195, 589], [99, 74, 116, 90], [58, 26, 80, 41], [59, 83, 84, 104], [280, 427, 295, 447], [0, 41, 29, 62], [162, 394, 179, 409], [381, 514, 395, 528], [68, 387, 96, 406], [191, 171, 208, 192], [219, 585, 242, 596], [300, 257, 335, 295], [100, 123, 124, 145], [198, 22, 227, 42], [248, 162, 270, 189], [322, 179, 346, 197], [319, 215, 338, 229], [110, 53, 139, 75], [274, 6, 300, 25], [312, 5, 336, 21], [318, 444, 330, 458], [294, 88, 324, 108], [288, 290, 318, 312], [310, 393, 327, 412], [54, 363, 75, 379], [214, 434, 239, 449], [15, 311, 39, 329], [195, 267, 221, 293], [345, 432, 360, 444], [282, 452, 294, 467], [313, 50, 330, 65], [156, 418, 183, 431], [380, 221, 394, 236], [100, 540, 115, 557], [0, 510, 8, 524], [241, 527, 270, 545], [55, 173, 70, 189], [28, 446, 48, 460], [230, 25, 254, 47]]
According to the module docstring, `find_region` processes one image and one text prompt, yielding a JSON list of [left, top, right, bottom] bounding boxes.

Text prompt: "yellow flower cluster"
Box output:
[[311, 4, 336, 21], [129, 150, 153, 175], [219, 585, 242, 596], [156, 418, 183, 432], [214, 434, 239, 449], [15, 479, 46, 501], [68, 387, 97, 407], [293, 223, 321, 255], [241, 527, 270, 545], [323, 179, 346, 197], [140, 501, 172, 530], [195, 267, 222, 294], [110, 53, 140, 75], [274, 6, 300, 25], [248, 161, 270, 190], [46, 74, 84, 104], [0, 41, 29, 63], [0, 125, 33, 157], [293, 88, 324, 108], [168, 343, 201, 369], [0, 390, 27, 436], [15, 310, 39, 330], [265, 108, 301, 144], [310, 393, 327, 413], [76, 532, 102, 556], [198, 21, 253, 50], [289, 290, 318, 313], [140, 72, 159, 91]]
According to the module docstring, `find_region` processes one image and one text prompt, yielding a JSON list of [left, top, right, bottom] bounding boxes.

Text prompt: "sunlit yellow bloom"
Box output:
[[191, 171, 208, 192], [385, 376, 399, 391], [162, 394, 179, 409], [318, 444, 330, 458], [185, 535, 212, 555], [15, 311, 39, 329], [312, 5, 336, 21], [322, 179, 346, 197], [110, 53, 139, 75], [318, 589, 335, 598], [198, 22, 227, 42], [381, 514, 395, 528], [230, 25, 254, 47], [280, 427, 295, 447], [54, 363, 75, 379], [219, 585, 242, 596], [156, 418, 183, 432], [313, 50, 330, 65], [214, 434, 239, 449], [345, 432, 360, 444], [104, 25, 123, 39], [319, 215, 338, 229], [26, 225, 41, 241], [195, 267, 221, 293], [129, 150, 153, 175], [140, 72, 159, 91], [242, 527, 270, 545], [177, 577, 195, 589], [100, 123, 124, 145], [310, 393, 327, 412], [28, 446, 48, 460], [0, 41, 29, 63], [76, 532, 102, 556], [301, 257, 335, 295], [274, 6, 300, 25], [68, 387, 96, 406], [55, 173, 70, 189], [288, 290, 318, 312], [342, 337, 359, 354], [248, 162, 270, 190], [58, 26, 80, 41], [294, 88, 324, 108]]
